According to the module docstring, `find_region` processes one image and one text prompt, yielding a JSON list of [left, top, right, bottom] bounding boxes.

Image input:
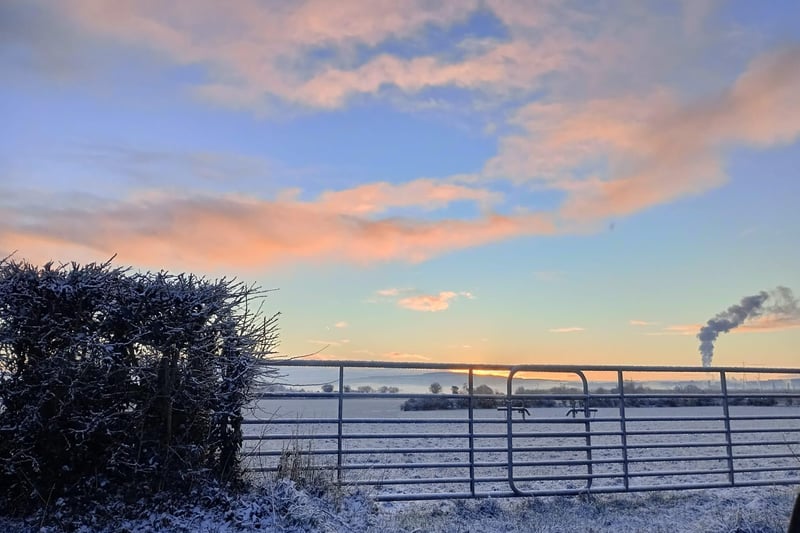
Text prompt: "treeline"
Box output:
[[400, 381, 789, 411], [262, 384, 400, 393], [517, 383, 787, 408], [401, 384, 501, 411]]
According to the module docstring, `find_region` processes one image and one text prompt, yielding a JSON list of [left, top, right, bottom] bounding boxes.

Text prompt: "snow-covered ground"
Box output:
[[4, 396, 797, 531], [1, 482, 795, 532], [245, 398, 800, 498]]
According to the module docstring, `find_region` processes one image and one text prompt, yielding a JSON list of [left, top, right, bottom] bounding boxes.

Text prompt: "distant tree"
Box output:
[[343, 385, 352, 393], [451, 385, 460, 395], [401, 396, 451, 411], [321, 384, 334, 393], [474, 384, 494, 395], [387, 386, 400, 393], [357, 385, 373, 393], [473, 384, 498, 408], [429, 382, 442, 394]]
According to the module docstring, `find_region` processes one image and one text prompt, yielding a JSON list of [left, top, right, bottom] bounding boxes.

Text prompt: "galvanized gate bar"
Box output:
[[245, 361, 800, 501]]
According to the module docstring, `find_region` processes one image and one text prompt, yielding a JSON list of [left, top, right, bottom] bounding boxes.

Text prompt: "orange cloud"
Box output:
[[739, 315, 800, 333], [548, 327, 584, 333], [485, 45, 800, 223], [58, 0, 505, 109], [1, 186, 554, 271], [372, 288, 476, 312], [381, 351, 431, 361], [648, 315, 800, 337], [294, 40, 571, 108], [397, 291, 459, 312], [645, 324, 699, 336], [317, 178, 500, 215], [31, 0, 591, 110], [12, 0, 758, 123], [376, 288, 402, 297], [629, 320, 657, 326]]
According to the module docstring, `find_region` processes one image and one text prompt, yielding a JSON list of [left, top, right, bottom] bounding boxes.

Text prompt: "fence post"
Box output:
[[719, 370, 735, 485], [468, 369, 475, 497], [506, 370, 517, 494], [617, 370, 630, 491], [337, 365, 344, 483], [577, 371, 593, 492]]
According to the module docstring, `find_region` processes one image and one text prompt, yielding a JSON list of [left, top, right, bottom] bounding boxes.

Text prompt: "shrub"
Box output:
[[275, 439, 336, 498], [0, 258, 278, 515], [473, 384, 500, 409], [400, 394, 472, 411]]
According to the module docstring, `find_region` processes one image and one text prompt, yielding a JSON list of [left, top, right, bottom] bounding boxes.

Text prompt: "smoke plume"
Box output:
[[697, 286, 798, 367]]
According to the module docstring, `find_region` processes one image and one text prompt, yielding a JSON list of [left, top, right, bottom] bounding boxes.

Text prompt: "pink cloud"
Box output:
[[294, 40, 570, 108], [648, 315, 800, 337], [16, 0, 760, 124], [644, 324, 699, 336], [486, 46, 800, 223], [317, 178, 500, 215], [548, 327, 584, 333], [738, 315, 800, 333], [2, 183, 554, 271], [334, 321, 348, 329], [381, 351, 431, 361], [41, 1, 589, 110], [397, 291, 458, 312], [373, 288, 475, 312], [629, 320, 657, 326], [376, 288, 402, 297], [60, 1, 507, 109]]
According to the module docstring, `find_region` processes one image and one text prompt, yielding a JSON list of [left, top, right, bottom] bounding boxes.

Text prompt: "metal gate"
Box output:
[[243, 361, 800, 501]]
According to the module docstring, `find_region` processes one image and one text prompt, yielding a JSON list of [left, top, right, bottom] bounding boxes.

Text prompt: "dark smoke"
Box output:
[[697, 286, 798, 367]]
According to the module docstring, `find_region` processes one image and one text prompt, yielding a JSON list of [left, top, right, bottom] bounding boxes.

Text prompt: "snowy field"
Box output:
[[3, 398, 797, 531], [244, 397, 800, 499]]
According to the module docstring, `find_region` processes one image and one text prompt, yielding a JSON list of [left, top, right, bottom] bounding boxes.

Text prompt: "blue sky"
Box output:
[[1, 0, 799, 368]]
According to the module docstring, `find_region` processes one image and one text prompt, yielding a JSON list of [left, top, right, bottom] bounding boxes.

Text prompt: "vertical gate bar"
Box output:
[[506, 370, 515, 494], [577, 371, 593, 492], [617, 370, 629, 491], [337, 365, 344, 483], [719, 370, 735, 485], [468, 369, 475, 497]]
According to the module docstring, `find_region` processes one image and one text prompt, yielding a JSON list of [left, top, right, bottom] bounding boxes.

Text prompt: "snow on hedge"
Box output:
[[0, 257, 278, 515]]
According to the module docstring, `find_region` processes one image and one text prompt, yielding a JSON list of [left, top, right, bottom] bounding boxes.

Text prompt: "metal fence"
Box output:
[[242, 360, 800, 501]]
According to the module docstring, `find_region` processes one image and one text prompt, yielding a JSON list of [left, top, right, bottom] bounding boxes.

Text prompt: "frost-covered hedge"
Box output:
[[0, 258, 277, 514]]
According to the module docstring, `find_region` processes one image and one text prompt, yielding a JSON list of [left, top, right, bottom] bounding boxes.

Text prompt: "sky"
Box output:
[[1, 0, 799, 369]]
